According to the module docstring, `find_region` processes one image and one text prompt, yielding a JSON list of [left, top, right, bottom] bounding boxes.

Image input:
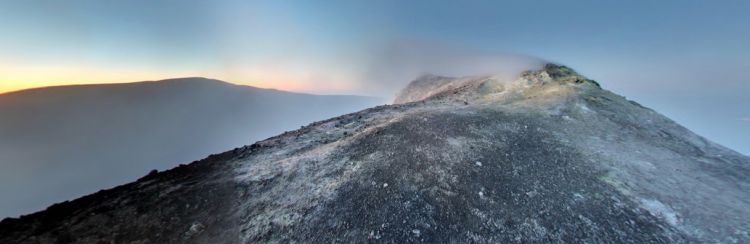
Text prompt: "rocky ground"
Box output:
[[2, 64, 748, 243]]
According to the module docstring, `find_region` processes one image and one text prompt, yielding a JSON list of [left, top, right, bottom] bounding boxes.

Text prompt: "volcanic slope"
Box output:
[[0, 77, 381, 218], [2, 64, 749, 243]]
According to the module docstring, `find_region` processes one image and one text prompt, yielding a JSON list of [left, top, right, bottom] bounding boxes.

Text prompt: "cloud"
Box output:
[[360, 39, 545, 98]]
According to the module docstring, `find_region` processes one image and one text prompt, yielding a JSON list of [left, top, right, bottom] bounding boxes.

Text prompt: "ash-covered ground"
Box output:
[[2, 64, 749, 243]]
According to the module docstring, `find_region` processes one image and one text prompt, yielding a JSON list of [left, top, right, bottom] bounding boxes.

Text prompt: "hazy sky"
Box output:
[[0, 0, 748, 153]]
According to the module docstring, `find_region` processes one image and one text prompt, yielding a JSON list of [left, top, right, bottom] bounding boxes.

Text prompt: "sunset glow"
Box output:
[[0, 0, 749, 236], [0, 0, 747, 155], [0, 64, 360, 95]]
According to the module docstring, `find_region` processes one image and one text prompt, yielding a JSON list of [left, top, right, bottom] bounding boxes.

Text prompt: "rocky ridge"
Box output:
[[1, 64, 749, 243]]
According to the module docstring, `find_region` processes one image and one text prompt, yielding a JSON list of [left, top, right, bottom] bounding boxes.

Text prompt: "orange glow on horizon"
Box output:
[[0, 65, 360, 95]]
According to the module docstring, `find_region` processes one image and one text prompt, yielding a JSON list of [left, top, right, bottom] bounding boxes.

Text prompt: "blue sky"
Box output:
[[0, 0, 748, 154]]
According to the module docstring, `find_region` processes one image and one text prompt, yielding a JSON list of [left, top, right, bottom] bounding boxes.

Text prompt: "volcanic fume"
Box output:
[[1, 64, 749, 243]]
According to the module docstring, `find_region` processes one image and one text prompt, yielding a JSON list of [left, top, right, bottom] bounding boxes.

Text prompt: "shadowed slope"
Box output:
[[0, 78, 382, 218]]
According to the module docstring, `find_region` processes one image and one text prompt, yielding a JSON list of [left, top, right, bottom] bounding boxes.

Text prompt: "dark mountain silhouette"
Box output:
[[1, 65, 749, 243], [0, 78, 382, 218]]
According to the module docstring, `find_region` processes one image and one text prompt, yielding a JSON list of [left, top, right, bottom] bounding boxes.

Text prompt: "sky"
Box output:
[[0, 0, 748, 153]]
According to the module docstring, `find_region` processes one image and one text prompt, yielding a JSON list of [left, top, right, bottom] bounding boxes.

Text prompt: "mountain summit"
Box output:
[[2, 64, 749, 243]]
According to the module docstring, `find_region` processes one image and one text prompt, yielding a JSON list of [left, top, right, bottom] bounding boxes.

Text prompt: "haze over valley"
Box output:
[[0, 1, 748, 243], [0, 78, 381, 218]]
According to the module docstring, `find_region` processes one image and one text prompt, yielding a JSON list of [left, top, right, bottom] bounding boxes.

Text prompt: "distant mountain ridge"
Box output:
[[0, 77, 382, 218]]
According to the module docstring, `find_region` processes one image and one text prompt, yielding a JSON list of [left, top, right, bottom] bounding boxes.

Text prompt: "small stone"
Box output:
[[412, 229, 421, 236], [189, 222, 204, 233], [478, 192, 484, 197], [383, 183, 388, 188], [475, 161, 482, 167], [184, 222, 205, 238]]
